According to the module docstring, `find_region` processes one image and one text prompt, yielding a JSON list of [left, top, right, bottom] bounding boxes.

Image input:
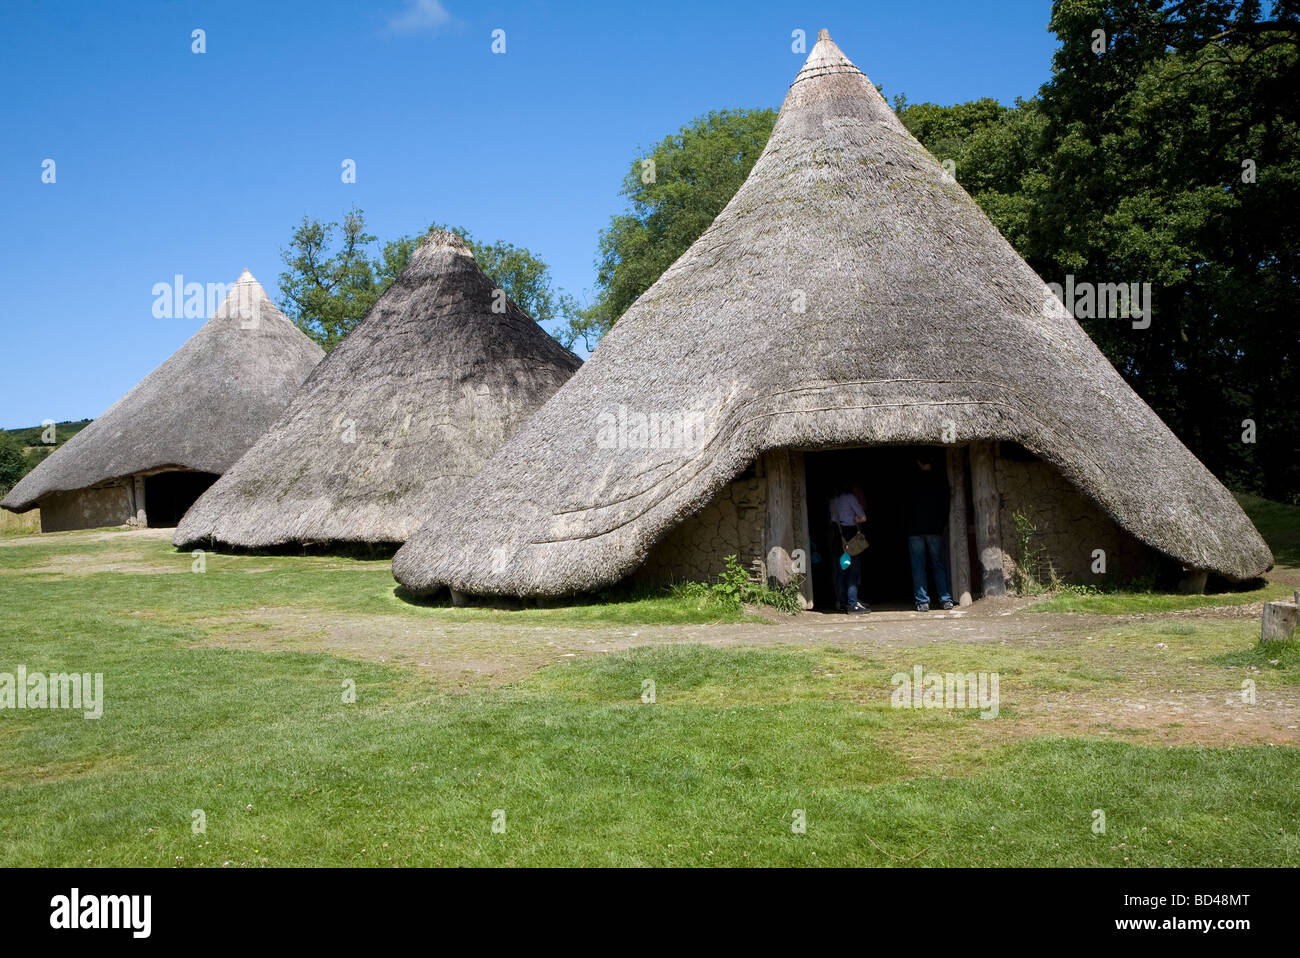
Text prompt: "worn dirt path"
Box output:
[[10, 527, 1298, 750]]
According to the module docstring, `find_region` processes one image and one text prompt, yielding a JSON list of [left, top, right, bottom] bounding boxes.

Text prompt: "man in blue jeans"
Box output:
[[905, 453, 953, 612]]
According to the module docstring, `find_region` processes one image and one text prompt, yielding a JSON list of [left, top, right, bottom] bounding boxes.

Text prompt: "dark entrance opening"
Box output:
[[143, 471, 219, 528], [803, 446, 951, 611]]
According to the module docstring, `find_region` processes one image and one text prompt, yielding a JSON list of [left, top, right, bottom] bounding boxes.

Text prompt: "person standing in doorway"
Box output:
[[906, 453, 954, 612], [828, 482, 870, 614]]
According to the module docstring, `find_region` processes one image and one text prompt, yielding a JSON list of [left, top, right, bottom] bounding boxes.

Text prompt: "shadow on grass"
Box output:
[[392, 580, 692, 611], [174, 538, 401, 560]]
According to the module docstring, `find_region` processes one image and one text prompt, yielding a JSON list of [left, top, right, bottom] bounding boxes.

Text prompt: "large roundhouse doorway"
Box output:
[[803, 446, 965, 611], [142, 470, 219, 527]]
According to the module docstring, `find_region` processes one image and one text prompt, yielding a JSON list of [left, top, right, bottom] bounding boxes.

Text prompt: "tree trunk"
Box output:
[[1261, 601, 1298, 643]]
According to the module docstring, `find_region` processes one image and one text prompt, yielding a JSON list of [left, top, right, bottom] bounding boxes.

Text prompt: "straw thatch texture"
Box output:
[[174, 231, 582, 548], [2, 271, 323, 512], [392, 31, 1272, 596]]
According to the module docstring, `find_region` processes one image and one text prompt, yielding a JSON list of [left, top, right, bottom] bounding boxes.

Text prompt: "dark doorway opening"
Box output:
[[144, 471, 218, 528], [803, 446, 951, 611]]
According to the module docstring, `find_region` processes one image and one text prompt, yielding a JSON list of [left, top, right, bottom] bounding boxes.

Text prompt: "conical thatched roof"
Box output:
[[174, 230, 582, 548], [2, 270, 324, 512], [393, 31, 1272, 596]]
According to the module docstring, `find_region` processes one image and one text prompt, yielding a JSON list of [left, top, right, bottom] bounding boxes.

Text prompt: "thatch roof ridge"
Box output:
[[2, 271, 324, 511], [172, 229, 582, 547], [792, 30, 864, 83], [391, 31, 1271, 596]]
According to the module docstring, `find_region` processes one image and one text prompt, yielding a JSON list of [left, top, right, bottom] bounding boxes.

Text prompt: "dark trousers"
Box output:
[[908, 533, 952, 606], [834, 524, 862, 609]]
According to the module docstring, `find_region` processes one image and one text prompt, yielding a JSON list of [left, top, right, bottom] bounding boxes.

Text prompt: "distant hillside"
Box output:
[[0, 419, 92, 495], [4, 419, 91, 448]]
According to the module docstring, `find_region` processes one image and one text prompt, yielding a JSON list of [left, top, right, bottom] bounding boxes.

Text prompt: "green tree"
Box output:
[[895, 96, 1049, 253], [279, 211, 583, 352], [584, 108, 778, 335], [278, 210, 380, 351], [0, 434, 28, 495], [1030, 0, 1299, 501]]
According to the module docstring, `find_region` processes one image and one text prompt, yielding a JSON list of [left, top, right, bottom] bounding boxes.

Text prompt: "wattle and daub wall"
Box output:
[[634, 472, 769, 585], [36, 483, 135, 533]]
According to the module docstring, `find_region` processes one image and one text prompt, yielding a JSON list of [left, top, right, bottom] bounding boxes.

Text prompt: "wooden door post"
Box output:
[[789, 451, 815, 610], [946, 446, 973, 606], [764, 450, 797, 594], [969, 442, 1006, 597], [132, 474, 147, 527]]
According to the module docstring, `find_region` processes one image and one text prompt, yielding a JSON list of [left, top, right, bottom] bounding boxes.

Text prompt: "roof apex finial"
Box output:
[[817, 28, 830, 42]]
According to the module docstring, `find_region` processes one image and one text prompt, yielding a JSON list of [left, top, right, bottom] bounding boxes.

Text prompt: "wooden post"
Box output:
[[449, 589, 471, 608], [789, 451, 815, 610], [969, 442, 1006, 597], [132, 474, 147, 527], [946, 446, 973, 607], [1176, 569, 1208, 595], [1261, 601, 1298, 643], [764, 450, 796, 594]]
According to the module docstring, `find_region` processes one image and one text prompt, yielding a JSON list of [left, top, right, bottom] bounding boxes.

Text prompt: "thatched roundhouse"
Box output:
[[393, 31, 1272, 605], [174, 230, 582, 549], [2, 271, 324, 532]]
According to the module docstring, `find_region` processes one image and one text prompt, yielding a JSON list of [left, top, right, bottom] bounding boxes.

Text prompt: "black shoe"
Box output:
[[941, 600, 954, 610], [916, 603, 930, 612], [848, 602, 871, 615]]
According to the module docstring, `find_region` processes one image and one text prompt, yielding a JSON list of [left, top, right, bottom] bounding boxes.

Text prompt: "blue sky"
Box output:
[[0, 0, 1060, 427]]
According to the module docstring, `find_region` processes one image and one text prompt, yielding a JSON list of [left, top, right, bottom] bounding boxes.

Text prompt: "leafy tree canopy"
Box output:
[[0, 434, 26, 495], [278, 211, 583, 351], [582, 108, 778, 337]]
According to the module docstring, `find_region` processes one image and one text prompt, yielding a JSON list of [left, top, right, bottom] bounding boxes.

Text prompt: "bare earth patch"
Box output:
[[0, 528, 186, 576], [165, 594, 1300, 751], [0, 527, 172, 549], [14, 550, 188, 577], [16, 527, 1298, 752]]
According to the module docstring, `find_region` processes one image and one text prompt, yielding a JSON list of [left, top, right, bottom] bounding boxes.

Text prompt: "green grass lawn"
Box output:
[[0, 531, 758, 627], [1025, 581, 1289, 615], [1, 631, 1295, 866], [1, 527, 1297, 866]]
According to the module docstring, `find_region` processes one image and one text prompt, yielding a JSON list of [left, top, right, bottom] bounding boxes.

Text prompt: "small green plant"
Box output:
[[1010, 512, 1064, 594], [672, 555, 804, 614], [715, 553, 752, 607], [1012, 512, 1042, 594], [758, 575, 805, 615], [1058, 582, 1105, 598]]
